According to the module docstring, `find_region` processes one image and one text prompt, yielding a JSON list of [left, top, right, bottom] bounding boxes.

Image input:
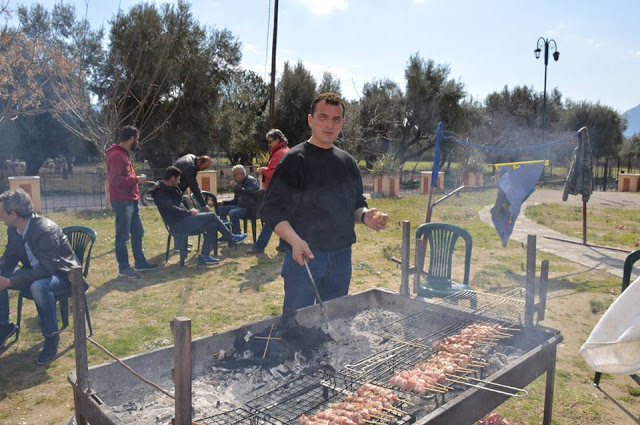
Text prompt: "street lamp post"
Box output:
[[534, 37, 559, 143]]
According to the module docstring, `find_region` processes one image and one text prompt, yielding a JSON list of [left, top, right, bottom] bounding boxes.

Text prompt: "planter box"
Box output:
[[9, 176, 41, 212], [463, 171, 483, 187], [419, 171, 444, 194], [373, 174, 400, 197], [618, 173, 640, 192], [196, 170, 218, 195]]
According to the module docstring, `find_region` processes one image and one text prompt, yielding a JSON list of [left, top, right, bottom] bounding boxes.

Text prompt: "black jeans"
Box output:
[[171, 212, 233, 257]]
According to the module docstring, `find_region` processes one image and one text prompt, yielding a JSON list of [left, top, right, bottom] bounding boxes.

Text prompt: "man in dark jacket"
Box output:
[[106, 125, 158, 279], [217, 165, 259, 234], [0, 189, 87, 364], [173, 154, 212, 211], [151, 167, 247, 265]]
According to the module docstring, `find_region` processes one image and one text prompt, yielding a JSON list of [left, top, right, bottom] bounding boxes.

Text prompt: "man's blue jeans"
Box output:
[[171, 212, 234, 257], [217, 205, 247, 234], [0, 268, 70, 339], [112, 201, 148, 272], [254, 222, 274, 250], [281, 247, 352, 314]]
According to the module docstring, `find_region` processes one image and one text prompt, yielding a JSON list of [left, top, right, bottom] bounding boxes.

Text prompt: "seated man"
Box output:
[[151, 166, 247, 265], [217, 164, 259, 234], [0, 189, 88, 365]]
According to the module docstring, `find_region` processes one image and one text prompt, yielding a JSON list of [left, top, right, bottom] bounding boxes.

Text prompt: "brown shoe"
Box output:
[[245, 247, 265, 255]]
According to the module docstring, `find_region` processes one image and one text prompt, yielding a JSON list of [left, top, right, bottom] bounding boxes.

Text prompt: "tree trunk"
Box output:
[[25, 158, 45, 176]]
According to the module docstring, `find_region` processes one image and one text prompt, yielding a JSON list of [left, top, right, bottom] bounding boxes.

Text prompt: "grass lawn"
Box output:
[[0, 191, 637, 424]]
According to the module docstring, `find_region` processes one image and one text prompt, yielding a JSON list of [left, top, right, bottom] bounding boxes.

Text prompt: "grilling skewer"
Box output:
[[303, 257, 342, 341], [444, 373, 528, 397]]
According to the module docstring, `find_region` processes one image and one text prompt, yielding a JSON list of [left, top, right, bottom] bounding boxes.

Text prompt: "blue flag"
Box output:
[[490, 162, 545, 247], [431, 122, 443, 188]]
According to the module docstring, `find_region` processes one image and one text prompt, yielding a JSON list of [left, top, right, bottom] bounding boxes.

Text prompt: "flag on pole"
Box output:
[[431, 122, 443, 188]]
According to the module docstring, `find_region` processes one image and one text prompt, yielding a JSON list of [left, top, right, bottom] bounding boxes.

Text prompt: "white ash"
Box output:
[[110, 309, 403, 424]]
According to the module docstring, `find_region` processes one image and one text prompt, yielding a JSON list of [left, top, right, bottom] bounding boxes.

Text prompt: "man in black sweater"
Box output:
[[172, 154, 212, 211], [151, 167, 246, 265], [261, 92, 388, 314]]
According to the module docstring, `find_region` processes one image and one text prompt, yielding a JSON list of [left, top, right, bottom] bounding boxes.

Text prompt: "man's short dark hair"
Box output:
[[310, 92, 345, 117], [119, 125, 139, 143], [266, 129, 287, 144], [0, 188, 35, 218], [163, 166, 182, 181]]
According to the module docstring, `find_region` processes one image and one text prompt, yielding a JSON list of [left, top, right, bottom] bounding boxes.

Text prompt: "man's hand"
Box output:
[[230, 180, 236, 187], [202, 205, 211, 212], [0, 276, 11, 291], [363, 208, 388, 232], [137, 174, 147, 184], [190, 208, 198, 215], [290, 239, 314, 266], [257, 167, 265, 174]]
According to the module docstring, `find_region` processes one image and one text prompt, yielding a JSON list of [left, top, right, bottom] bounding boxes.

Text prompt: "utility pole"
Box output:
[[268, 0, 279, 129]]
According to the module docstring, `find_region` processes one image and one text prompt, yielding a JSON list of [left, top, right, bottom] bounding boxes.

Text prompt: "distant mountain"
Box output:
[[624, 104, 640, 137]]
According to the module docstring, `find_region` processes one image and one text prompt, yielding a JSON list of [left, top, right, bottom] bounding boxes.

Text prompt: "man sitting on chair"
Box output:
[[0, 188, 88, 365], [217, 164, 259, 234], [151, 166, 247, 265]]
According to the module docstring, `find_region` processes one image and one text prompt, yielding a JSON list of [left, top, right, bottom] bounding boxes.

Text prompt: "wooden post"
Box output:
[[70, 265, 89, 425], [582, 201, 587, 245], [525, 235, 536, 327], [400, 221, 410, 296], [171, 317, 192, 425], [538, 260, 549, 323]]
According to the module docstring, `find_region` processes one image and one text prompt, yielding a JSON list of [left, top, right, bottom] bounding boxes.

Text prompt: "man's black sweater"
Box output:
[[261, 141, 367, 252]]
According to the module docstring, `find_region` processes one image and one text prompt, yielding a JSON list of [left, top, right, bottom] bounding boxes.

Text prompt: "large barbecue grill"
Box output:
[[69, 284, 562, 425]]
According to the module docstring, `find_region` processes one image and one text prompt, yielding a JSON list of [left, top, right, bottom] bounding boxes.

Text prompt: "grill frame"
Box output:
[[68, 288, 562, 425]]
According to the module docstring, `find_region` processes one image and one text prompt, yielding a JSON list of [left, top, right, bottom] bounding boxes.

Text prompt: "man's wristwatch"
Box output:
[[361, 210, 367, 224]]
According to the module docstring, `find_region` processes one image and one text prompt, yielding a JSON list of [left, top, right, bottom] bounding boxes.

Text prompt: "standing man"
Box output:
[[151, 167, 246, 265], [0, 189, 88, 364], [173, 154, 212, 211], [217, 165, 259, 235], [246, 129, 290, 255], [106, 125, 159, 279], [261, 92, 388, 315]]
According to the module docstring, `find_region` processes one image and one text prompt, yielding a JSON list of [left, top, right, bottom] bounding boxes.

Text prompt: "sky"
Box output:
[[9, 0, 640, 113]]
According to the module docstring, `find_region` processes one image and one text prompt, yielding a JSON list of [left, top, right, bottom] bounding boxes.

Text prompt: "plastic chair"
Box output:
[[191, 191, 219, 214], [593, 249, 640, 387], [242, 189, 265, 244], [15, 225, 96, 340], [415, 222, 475, 306], [164, 224, 203, 267]]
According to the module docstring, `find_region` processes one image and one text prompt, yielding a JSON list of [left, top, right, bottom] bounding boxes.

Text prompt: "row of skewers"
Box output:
[[389, 322, 513, 394], [299, 383, 407, 425]]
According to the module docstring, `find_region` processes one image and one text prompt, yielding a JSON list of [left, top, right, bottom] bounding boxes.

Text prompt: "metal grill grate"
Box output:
[[197, 407, 280, 424], [244, 371, 415, 424]]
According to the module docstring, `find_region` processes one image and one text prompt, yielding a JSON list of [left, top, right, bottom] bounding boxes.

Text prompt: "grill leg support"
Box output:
[[172, 317, 192, 425], [543, 344, 557, 425]]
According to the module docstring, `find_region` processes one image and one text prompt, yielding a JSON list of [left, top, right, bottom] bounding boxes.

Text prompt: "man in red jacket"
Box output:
[[246, 129, 290, 255], [106, 126, 159, 279]]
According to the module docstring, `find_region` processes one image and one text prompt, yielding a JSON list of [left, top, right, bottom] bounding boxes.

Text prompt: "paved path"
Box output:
[[478, 190, 640, 278]]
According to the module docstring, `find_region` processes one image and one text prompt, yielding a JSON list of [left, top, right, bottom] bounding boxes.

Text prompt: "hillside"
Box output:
[[624, 103, 640, 136]]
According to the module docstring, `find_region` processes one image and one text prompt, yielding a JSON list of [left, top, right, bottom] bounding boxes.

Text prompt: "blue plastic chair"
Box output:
[[415, 223, 474, 305]]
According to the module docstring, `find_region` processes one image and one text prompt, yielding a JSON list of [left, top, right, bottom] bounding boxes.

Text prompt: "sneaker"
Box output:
[[228, 233, 247, 248], [173, 247, 193, 253], [134, 262, 160, 272], [245, 247, 265, 255], [0, 323, 17, 347], [197, 255, 220, 265], [36, 334, 60, 365], [119, 267, 139, 279]]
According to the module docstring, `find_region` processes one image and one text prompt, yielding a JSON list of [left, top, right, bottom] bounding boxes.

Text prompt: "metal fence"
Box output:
[[39, 171, 107, 212]]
